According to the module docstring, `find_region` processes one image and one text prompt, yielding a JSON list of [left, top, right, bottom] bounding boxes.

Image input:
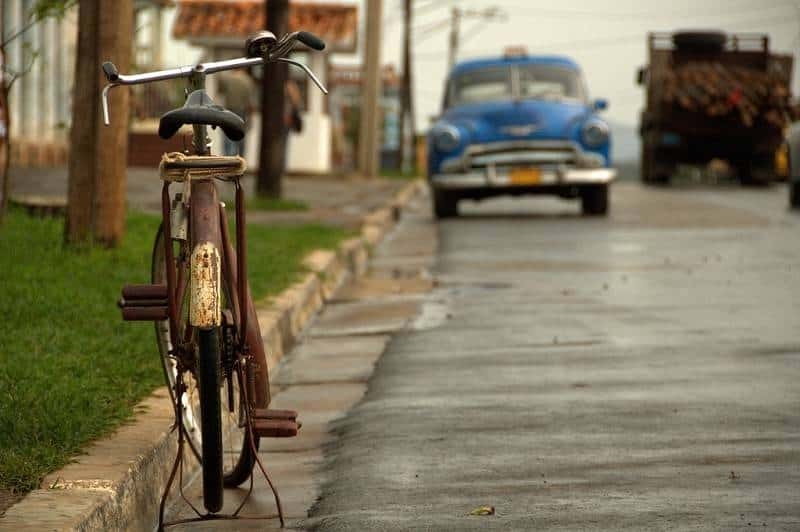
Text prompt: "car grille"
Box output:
[[469, 140, 577, 168], [440, 140, 599, 173]]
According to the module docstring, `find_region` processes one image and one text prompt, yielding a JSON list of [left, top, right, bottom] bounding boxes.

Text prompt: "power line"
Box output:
[[415, 10, 800, 59], [468, 0, 795, 21], [413, 17, 451, 37]]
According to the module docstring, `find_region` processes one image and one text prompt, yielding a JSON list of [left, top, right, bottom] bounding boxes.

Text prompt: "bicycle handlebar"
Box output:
[[101, 31, 328, 126], [296, 31, 326, 51]]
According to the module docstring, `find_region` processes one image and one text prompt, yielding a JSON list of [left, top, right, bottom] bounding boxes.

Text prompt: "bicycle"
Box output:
[[105, 30, 327, 529]]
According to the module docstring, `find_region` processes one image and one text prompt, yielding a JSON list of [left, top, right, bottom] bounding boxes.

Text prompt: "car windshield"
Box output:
[[449, 67, 511, 106], [448, 64, 585, 107], [518, 64, 585, 101]]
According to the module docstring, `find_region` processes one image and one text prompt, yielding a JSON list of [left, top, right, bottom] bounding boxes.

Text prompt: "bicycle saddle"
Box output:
[[158, 89, 245, 141]]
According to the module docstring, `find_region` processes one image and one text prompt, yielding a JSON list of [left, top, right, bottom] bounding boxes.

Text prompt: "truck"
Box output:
[[637, 30, 793, 185]]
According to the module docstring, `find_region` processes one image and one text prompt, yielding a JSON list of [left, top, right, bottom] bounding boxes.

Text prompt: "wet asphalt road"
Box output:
[[308, 182, 800, 531]]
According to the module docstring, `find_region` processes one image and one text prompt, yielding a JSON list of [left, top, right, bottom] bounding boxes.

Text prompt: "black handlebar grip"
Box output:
[[297, 31, 326, 51], [102, 61, 119, 82]]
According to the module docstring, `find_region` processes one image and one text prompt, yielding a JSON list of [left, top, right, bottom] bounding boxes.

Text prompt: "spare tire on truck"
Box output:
[[672, 30, 726, 52]]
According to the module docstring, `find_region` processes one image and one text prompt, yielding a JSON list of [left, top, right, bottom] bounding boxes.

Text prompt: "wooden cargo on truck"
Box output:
[[638, 31, 793, 184]]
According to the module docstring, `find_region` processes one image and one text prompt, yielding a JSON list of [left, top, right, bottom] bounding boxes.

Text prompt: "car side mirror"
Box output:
[[593, 98, 608, 111]]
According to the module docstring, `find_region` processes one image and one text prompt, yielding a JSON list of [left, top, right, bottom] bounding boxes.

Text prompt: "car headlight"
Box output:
[[582, 120, 609, 147], [432, 124, 461, 152]]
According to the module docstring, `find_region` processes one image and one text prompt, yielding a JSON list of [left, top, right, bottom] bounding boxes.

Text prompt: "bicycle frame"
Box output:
[[111, 32, 326, 526]]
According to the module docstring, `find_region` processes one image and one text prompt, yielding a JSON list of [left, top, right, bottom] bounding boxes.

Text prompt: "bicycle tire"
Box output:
[[152, 226, 203, 461], [219, 265, 259, 487], [197, 300, 259, 505], [220, 360, 258, 487], [198, 327, 224, 514]]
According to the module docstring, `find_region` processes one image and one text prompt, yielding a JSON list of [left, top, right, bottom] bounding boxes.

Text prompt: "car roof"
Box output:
[[450, 55, 580, 77]]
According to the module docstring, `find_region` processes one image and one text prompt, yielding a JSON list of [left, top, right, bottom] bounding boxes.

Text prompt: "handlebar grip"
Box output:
[[297, 31, 326, 51], [102, 61, 119, 82]]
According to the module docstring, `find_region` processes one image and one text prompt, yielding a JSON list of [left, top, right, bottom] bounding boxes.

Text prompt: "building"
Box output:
[[328, 63, 401, 172], [1, 0, 173, 168], [1, 1, 77, 166], [170, 0, 359, 174]]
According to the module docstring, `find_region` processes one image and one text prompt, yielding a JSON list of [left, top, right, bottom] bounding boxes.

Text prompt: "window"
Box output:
[[446, 63, 587, 108], [448, 67, 511, 107], [518, 65, 585, 102]]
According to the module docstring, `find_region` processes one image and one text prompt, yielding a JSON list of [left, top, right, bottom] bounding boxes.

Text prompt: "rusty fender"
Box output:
[[190, 180, 223, 329], [189, 242, 221, 328]]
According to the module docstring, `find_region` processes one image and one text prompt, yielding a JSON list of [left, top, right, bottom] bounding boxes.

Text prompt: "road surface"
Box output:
[[308, 182, 800, 531]]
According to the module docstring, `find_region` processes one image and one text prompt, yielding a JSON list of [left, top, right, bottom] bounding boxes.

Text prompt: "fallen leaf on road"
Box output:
[[469, 505, 495, 516]]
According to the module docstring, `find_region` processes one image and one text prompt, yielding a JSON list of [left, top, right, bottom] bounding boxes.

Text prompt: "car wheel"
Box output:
[[737, 158, 773, 187], [790, 182, 800, 209], [433, 189, 458, 219], [641, 140, 671, 185], [581, 184, 609, 216]]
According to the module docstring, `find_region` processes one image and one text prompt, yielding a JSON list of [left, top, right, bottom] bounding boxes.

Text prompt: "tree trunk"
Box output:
[[257, 0, 290, 199], [0, 54, 10, 225], [65, 0, 133, 247]]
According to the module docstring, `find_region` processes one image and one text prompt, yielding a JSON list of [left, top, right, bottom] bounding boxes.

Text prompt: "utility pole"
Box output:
[[358, 0, 382, 177], [447, 6, 461, 73], [447, 7, 504, 72], [399, 0, 416, 173]]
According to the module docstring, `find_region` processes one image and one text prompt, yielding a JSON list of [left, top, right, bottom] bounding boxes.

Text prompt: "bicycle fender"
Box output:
[[190, 242, 222, 328]]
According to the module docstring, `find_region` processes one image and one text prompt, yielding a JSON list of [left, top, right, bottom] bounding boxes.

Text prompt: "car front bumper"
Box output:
[[429, 166, 616, 189]]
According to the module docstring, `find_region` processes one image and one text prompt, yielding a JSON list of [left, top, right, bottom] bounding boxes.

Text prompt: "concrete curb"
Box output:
[[0, 179, 425, 532]]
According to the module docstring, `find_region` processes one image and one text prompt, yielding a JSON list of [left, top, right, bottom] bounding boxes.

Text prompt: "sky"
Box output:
[[374, 0, 799, 127], [164, 0, 800, 161]]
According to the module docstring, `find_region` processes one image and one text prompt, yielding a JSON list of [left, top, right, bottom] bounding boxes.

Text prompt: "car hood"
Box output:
[[442, 99, 591, 143]]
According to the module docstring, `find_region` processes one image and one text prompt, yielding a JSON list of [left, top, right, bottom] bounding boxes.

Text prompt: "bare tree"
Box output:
[[257, 0, 290, 198], [65, 0, 133, 247]]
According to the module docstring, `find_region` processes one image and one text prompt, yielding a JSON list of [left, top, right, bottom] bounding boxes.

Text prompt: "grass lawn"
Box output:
[[0, 208, 348, 493], [379, 168, 419, 180], [246, 196, 308, 212]]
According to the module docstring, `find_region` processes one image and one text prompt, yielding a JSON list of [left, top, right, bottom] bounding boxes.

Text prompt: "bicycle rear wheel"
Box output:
[[197, 327, 223, 513], [198, 234, 261, 506], [152, 227, 203, 459], [153, 226, 253, 511]]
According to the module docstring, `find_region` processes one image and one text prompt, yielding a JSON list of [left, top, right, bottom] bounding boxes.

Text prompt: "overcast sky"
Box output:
[[165, 0, 799, 159], [371, 0, 799, 130]]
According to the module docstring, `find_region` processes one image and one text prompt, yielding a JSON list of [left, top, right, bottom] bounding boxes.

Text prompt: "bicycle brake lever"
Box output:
[[275, 57, 328, 94], [101, 83, 118, 126]]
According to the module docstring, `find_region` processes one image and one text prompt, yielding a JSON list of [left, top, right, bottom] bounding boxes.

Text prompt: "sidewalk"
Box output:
[[1, 165, 424, 530], [8, 165, 407, 230]]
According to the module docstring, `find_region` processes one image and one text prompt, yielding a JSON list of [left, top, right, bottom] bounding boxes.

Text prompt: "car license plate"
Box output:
[[510, 168, 542, 185]]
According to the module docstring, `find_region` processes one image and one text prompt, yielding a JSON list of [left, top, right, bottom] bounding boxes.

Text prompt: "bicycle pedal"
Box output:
[[252, 408, 298, 421], [252, 419, 300, 438], [118, 284, 168, 321], [252, 409, 301, 438]]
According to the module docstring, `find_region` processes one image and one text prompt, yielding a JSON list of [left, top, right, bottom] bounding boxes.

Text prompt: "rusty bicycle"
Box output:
[[104, 30, 327, 529]]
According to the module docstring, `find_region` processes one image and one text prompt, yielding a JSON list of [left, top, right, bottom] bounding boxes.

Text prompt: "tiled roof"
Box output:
[[173, 0, 358, 53]]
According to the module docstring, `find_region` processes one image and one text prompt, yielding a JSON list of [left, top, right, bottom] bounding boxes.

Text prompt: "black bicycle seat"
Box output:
[[158, 89, 245, 141]]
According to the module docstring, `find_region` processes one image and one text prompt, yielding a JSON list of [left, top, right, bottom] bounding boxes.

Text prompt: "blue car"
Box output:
[[427, 53, 616, 218]]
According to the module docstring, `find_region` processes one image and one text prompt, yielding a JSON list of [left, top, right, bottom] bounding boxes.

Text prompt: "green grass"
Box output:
[[0, 208, 348, 493], [379, 168, 420, 180], [246, 196, 309, 212]]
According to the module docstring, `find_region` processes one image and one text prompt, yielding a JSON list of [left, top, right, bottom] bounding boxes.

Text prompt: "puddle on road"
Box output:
[[410, 299, 451, 330]]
